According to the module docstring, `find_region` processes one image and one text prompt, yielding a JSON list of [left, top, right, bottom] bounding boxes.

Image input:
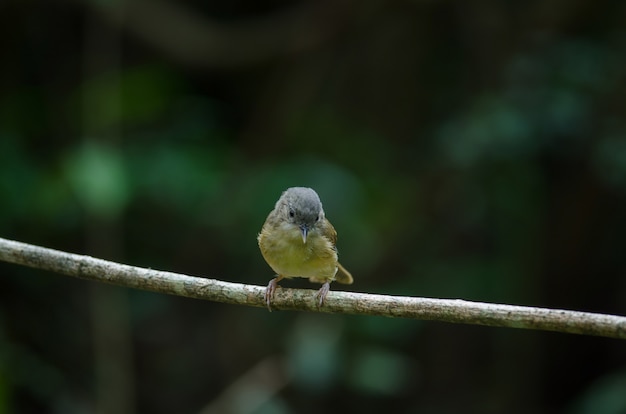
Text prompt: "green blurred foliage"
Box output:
[[64, 141, 130, 218], [1, 1, 626, 414], [570, 372, 626, 414]]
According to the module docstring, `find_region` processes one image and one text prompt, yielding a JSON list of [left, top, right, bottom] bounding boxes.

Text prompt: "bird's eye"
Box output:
[[289, 209, 295, 218], [315, 215, 319, 222]]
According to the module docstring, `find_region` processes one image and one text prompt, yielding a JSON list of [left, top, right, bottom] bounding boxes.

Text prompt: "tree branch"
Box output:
[[1, 237, 625, 339]]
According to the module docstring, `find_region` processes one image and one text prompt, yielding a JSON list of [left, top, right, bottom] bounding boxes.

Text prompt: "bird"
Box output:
[[258, 187, 353, 310]]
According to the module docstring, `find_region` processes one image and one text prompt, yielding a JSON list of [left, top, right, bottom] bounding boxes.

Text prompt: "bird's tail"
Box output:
[[335, 262, 353, 284]]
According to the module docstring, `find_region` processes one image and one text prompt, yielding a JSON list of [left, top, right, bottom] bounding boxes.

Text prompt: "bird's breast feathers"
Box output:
[[258, 222, 337, 280]]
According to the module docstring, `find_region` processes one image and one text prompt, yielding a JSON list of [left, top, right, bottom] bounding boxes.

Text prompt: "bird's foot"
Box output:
[[265, 276, 282, 311], [316, 282, 331, 308]]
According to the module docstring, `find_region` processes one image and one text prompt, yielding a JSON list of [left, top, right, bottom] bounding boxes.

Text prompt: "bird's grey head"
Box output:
[[276, 187, 325, 243]]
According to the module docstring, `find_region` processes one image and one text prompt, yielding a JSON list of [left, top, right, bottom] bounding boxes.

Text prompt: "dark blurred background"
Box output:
[[1, 0, 626, 413]]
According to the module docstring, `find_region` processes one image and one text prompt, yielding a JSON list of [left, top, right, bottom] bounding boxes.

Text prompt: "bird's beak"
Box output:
[[300, 225, 308, 244]]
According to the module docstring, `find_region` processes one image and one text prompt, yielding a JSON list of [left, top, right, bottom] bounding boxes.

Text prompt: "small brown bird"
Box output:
[[258, 187, 353, 310]]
